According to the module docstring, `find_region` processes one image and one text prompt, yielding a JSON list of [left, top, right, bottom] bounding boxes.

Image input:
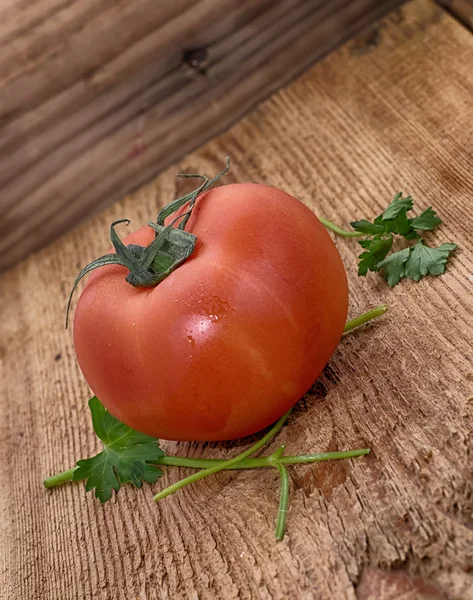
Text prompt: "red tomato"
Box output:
[[73, 183, 348, 441]]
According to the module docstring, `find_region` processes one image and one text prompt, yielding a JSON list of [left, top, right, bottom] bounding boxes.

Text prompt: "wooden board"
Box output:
[[1, 0, 473, 598], [0, 0, 404, 271]]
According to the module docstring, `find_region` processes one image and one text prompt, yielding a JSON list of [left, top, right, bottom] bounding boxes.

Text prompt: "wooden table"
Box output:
[[0, 0, 403, 271], [1, 1, 473, 598]]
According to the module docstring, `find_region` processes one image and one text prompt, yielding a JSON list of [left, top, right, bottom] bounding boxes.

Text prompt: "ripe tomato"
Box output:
[[73, 183, 348, 441]]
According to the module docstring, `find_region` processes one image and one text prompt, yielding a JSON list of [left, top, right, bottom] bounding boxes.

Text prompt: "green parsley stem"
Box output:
[[43, 468, 77, 488], [343, 304, 388, 334], [319, 218, 364, 238], [153, 409, 292, 502], [275, 461, 290, 540], [157, 449, 370, 470], [43, 449, 370, 489]]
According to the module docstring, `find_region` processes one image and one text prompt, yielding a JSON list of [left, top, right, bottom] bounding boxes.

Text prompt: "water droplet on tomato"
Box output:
[[186, 335, 196, 347], [198, 295, 231, 322]]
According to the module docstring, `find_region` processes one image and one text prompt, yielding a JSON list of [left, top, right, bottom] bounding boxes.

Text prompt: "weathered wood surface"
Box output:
[[1, 1, 473, 598], [0, 0, 404, 271]]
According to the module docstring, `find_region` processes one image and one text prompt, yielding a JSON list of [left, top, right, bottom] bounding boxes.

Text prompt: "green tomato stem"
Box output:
[[343, 304, 387, 334], [152, 410, 292, 502], [275, 462, 290, 540], [319, 218, 364, 238]]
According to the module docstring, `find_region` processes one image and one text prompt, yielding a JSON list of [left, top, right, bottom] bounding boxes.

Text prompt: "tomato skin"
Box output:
[[73, 183, 348, 441]]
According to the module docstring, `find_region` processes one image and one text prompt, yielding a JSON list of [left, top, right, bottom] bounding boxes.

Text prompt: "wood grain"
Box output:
[[1, 0, 473, 598], [0, 0, 404, 271]]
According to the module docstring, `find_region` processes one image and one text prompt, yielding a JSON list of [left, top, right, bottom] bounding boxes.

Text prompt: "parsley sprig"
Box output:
[[45, 397, 368, 540], [44, 307, 386, 540], [321, 193, 457, 287], [74, 397, 165, 502]]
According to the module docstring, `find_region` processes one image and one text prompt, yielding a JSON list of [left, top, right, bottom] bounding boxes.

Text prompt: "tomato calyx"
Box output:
[[65, 158, 230, 328]]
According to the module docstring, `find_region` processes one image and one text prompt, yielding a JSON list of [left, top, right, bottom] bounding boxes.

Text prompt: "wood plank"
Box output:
[[1, 0, 473, 598], [0, 0, 403, 271]]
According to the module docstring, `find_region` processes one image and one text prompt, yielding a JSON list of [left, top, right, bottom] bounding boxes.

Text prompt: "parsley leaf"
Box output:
[[377, 247, 411, 287], [388, 211, 418, 239], [357, 235, 393, 276], [410, 207, 442, 231], [404, 241, 457, 281], [345, 192, 456, 287], [382, 193, 414, 220], [350, 219, 386, 235], [73, 397, 164, 502], [351, 194, 419, 239]]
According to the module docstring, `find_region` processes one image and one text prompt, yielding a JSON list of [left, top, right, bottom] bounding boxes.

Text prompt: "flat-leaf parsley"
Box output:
[[321, 192, 457, 287], [73, 397, 165, 502]]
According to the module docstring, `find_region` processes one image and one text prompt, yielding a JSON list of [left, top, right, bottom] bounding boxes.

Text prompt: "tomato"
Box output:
[[73, 183, 348, 441]]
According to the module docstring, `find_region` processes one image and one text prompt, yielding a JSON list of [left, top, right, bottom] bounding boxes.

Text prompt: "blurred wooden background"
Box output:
[[0, 0, 408, 271], [2, 2, 473, 597], [439, 0, 473, 26], [2, 1, 473, 598]]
